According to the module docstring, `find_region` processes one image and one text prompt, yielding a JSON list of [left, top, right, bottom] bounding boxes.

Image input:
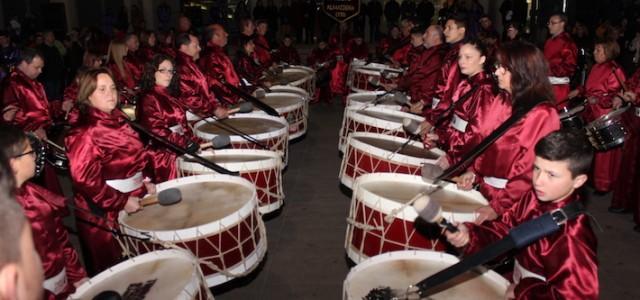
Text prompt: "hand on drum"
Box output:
[[408, 101, 424, 114], [474, 206, 498, 224], [62, 99, 74, 112], [621, 91, 637, 103], [612, 96, 624, 109], [143, 177, 156, 196], [444, 222, 470, 248], [2, 105, 18, 122], [456, 172, 475, 191], [214, 107, 230, 119], [381, 82, 397, 91], [125, 196, 142, 213], [505, 284, 516, 300], [567, 89, 580, 99]]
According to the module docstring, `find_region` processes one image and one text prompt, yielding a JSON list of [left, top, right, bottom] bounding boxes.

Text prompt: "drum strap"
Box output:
[[433, 84, 479, 128], [412, 201, 586, 297]]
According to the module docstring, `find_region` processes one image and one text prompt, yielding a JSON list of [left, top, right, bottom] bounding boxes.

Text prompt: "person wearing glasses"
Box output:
[[138, 54, 208, 182], [455, 41, 560, 223], [0, 124, 88, 299], [198, 24, 241, 106], [65, 68, 156, 275], [544, 13, 577, 111]]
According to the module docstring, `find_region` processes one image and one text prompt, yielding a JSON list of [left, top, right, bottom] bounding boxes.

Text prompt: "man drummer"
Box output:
[[544, 13, 577, 111], [199, 24, 241, 105], [175, 33, 229, 118], [445, 130, 598, 299]]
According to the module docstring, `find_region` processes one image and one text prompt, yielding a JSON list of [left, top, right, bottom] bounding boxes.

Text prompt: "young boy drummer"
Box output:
[[445, 130, 598, 299], [0, 124, 88, 299]]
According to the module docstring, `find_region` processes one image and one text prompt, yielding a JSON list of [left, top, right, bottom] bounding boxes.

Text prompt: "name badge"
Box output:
[[431, 97, 441, 109], [169, 124, 185, 135], [451, 114, 468, 132], [635, 107, 640, 117]]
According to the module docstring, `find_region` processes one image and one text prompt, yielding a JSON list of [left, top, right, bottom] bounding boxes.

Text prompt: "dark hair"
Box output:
[[535, 129, 594, 177], [410, 26, 425, 35], [256, 19, 268, 26], [447, 13, 468, 29], [174, 33, 193, 49], [550, 13, 568, 25], [496, 41, 555, 108], [140, 54, 180, 96], [595, 39, 620, 61], [17, 47, 43, 64], [239, 35, 254, 49], [203, 25, 217, 43], [0, 187, 27, 268], [0, 124, 29, 159], [0, 152, 16, 199]]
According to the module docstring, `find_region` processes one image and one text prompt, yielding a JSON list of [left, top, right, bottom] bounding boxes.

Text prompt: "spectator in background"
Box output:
[[274, 35, 301, 65], [503, 22, 523, 42], [385, 0, 401, 27], [0, 30, 20, 81], [416, 0, 435, 26], [178, 15, 192, 34], [39, 31, 66, 100], [401, 0, 417, 20]]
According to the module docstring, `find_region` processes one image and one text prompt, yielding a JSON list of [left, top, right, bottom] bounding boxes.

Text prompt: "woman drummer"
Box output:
[[65, 68, 155, 275], [235, 35, 271, 88], [137, 54, 209, 182], [426, 38, 511, 166], [567, 39, 626, 193], [455, 41, 561, 223]]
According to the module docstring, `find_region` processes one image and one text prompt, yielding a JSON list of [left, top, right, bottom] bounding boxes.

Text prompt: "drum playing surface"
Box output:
[[357, 110, 408, 124], [352, 136, 440, 160], [196, 118, 286, 135]]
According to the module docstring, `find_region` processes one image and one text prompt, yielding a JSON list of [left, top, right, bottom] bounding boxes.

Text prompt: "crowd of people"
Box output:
[[0, 0, 639, 299]]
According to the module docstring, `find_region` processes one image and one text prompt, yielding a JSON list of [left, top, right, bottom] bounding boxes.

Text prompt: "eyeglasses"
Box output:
[[547, 21, 562, 26], [13, 149, 36, 158], [157, 69, 176, 75]]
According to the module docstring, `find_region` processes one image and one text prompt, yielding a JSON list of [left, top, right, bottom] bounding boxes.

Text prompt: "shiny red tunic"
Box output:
[[235, 51, 267, 86], [544, 32, 577, 109], [65, 107, 151, 274], [63, 82, 78, 104], [176, 51, 217, 115], [1, 70, 53, 131], [346, 40, 370, 61], [611, 68, 640, 221], [158, 45, 176, 58], [107, 61, 139, 105], [579, 61, 625, 192], [274, 45, 301, 65], [426, 42, 462, 124], [391, 37, 411, 66], [138, 45, 157, 61], [398, 44, 447, 105], [307, 47, 333, 66], [253, 34, 272, 66], [377, 36, 402, 59], [329, 48, 350, 98], [440, 72, 511, 165], [198, 43, 241, 105], [464, 191, 598, 299], [16, 182, 87, 299], [138, 85, 195, 182], [124, 52, 144, 82], [471, 102, 560, 214]]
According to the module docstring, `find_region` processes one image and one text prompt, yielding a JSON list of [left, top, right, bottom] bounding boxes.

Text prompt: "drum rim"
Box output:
[[343, 249, 510, 298], [178, 149, 283, 173], [281, 67, 314, 86], [347, 106, 425, 128], [260, 92, 305, 113], [353, 173, 487, 222], [193, 113, 289, 142], [346, 132, 445, 167], [119, 174, 258, 240], [269, 85, 310, 100], [71, 249, 202, 300]]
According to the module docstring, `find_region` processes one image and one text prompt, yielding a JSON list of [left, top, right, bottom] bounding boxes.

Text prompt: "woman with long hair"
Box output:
[[138, 30, 158, 61], [456, 41, 561, 223], [65, 68, 155, 275], [137, 54, 206, 182], [106, 40, 138, 104]]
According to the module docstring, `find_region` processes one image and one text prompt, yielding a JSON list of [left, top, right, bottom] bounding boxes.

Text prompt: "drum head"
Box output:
[[262, 93, 303, 109], [71, 250, 201, 300], [360, 180, 484, 215], [344, 251, 508, 300], [353, 135, 441, 160], [277, 69, 308, 84], [196, 117, 286, 135], [357, 110, 407, 124], [122, 181, 254, 231]]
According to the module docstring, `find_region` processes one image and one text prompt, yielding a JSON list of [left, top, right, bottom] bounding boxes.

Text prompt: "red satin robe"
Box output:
[[464, 191, 598, 299], [253, 34, 272, 66], [158, 45, 176, 58], [124, 52, 144, 82], [1, 69, 54, 131], [63, 82, 78, 104], [176, 51, 218, 115], [65, 107, 151, 274], [544, 32, 577, 109], [471, 102, 560, 215], [198, 43, 241, 105], [377, 36, 402, 59], [307, 47, 334, 103], [346, 40, 370, 61], [439, 72, 511, 165], [611, 68, 640, 221], [578, 61, 625, 192], [329, 47, 350, 99], [138, 45, 157, 61], [398, 44, 447, 106], [107, 61, 138, 105], [16, 182, 87, 299], [391, 36, 411, 66], [426, 42, 462, 124], [138, 85, 196, 182], [235, 51, 267, 86], [274, 45, 301, 65]]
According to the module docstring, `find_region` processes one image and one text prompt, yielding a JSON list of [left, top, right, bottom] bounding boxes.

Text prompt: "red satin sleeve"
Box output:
[[426, 43, 462, 124], [235, 53, 265, 85], [199, 45, 241, 105], [392, 42, 411, 66], [582, 61, 626, 121], [2, 71, 52, 131], [138, 87, 193, 148], [397, 45, 444, 104], [177, 52, 217, 115], [254, 35, 272, 66], [544, 32, 577, 77], [275, 46, 301, 65]]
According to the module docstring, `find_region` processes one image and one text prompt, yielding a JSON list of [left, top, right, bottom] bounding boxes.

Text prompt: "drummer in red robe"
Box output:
[[422, 15, 467, 130], [307, 40, 333, 103], [1, 125, 88, 299], [199, 24, 241, 106], [345, 34, 370, 62], [273, 35, 301, 65], [376, 25, 402, 61], [390, 18, 415, 68], [428, 39, 510, 165], [610, 67, 640, 230], [455, 41, 560, 223], [544, 13, 577, 110], [106, 41, 140, 105], [446, 130, 598, 299], [124, 33, 144, 82], [157, 31, 176, 58], [235, 35, 271, 89], [254, 20, 273, 67], [138, 54, 207, 182], [138, 30, 159, 62], [568, 40, 625, 193], [175, 33, 229, 119], [65, 68, 156, 275]]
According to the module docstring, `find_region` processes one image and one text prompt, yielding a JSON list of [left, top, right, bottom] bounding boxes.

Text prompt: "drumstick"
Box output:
[[611, 66, 628, 92], [42, 137, 65, 152], [412, 194, 459, 233], [139, 188, 182, 207], [227, 102, 254, 114]]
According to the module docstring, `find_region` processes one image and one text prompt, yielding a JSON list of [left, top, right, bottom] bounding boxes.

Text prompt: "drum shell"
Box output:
[[177, 149, 284, 214], [257, 92, 308, 140], [343, 250, 509, 300], [585, 106, 629, 151], [339, 132, 445, 189], [345, 173, 488, 264], [278, 66, 315, 101], [118, 175, 268, 287]]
